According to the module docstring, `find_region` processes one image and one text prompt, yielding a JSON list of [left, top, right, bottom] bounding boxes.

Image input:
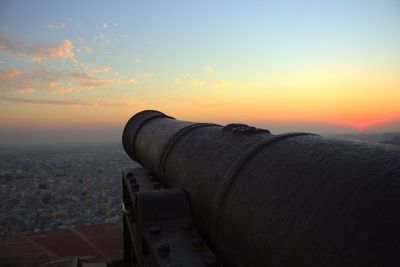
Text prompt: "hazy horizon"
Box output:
[[1, 117, 399, 147]]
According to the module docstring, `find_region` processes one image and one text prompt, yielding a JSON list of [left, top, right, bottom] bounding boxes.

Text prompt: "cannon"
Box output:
[[121, 110, 400, 267]]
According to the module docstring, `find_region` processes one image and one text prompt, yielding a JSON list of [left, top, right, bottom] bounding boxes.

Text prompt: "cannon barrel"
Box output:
[[122, 110, 400, 266]]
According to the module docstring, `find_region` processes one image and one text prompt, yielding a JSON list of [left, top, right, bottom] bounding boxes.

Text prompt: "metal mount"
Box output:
[[122, 167, 220, 267]]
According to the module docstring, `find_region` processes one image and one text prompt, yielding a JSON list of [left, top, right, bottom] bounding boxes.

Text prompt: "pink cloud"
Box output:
[[0, 95, 142, 108], [1, 69, 23, 79], [83, 46, 92, 53], [32, 40, 77, 63], [0, 32, 77, 63], [0, 68, 34, 93], [0, 68, 137, 94], [142, 72, 154, 78]]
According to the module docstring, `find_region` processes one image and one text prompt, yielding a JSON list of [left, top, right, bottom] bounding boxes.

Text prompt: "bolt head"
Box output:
[[182, 221, 192, 231], [131, 183, 139, 191], [204, 256, 218, 267], [158, 243, 170, 255], [192, 238, 203, 249], [149, 226, 161, 235]]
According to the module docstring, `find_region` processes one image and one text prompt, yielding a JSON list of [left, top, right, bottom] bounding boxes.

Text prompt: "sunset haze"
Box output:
[[1, 0, 399, 145]]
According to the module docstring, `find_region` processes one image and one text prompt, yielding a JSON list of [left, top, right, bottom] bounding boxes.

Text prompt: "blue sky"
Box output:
[[1, 0, 400, 145]]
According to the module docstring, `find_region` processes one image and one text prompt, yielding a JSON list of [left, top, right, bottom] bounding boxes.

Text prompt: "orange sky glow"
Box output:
[[0, 1, 399, 145]]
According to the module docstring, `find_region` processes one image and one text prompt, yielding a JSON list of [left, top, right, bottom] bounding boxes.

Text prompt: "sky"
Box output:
[[0, 0, 399, 146]]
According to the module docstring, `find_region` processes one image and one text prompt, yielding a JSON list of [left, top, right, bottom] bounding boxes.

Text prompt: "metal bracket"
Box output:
[[122, 167, 220, 267]]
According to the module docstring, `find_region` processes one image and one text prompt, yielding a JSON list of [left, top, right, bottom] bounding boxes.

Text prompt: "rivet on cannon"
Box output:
[[181, 221, 192, 231], [131, 183, 139, 191], [192, 238, 204, 249], [149, 226, 161, 235], [153, 181, 161, 188], [204, 256, 218, 267], [158, 243, 170, 255]]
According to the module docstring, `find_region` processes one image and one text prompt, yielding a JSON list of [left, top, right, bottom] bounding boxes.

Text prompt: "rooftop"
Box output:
[[0, 223, 123, 267]]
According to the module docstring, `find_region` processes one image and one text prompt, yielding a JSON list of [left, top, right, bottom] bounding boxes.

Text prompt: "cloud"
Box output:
[[188, 79, 204, 86], [175, 76, 230, 89], [83, 46, 92, 53], [74, 37, 92, 54], [0, 95, 141, 108], [79, 63, 90, 70], [47, 23, 66, 30], [142, 72, 154, 78], [0, 32, 77, 63], [76, 46, 92, 54], [0, 68, 137, 94], [0, 95, 91, 106], [102, 22, 119, 29], [215, 80, 230, 88], [123, 52, 140, 63], [175, 78, 205, 87], [1, 68, 22, 79], [34, 40, 77, 63], [93, 34, 111, 49], [90, 66, 111, 74], [0, 68, 33, 93], [205, 66, 214, 73]]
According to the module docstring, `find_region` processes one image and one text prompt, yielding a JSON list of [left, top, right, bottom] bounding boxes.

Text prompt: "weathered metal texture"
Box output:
[[122, 167, 218, 267], [122, 110, 400, 266]]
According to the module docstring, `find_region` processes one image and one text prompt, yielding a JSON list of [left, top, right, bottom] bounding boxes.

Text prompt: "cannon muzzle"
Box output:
[[122, 110, 400, 266]]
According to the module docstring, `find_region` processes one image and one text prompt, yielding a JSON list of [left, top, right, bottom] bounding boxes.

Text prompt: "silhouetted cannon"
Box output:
[[122, 110, 400, 267]]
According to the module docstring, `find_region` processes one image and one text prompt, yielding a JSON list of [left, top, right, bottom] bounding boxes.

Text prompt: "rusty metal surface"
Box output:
[[122, 110, 400, 266]]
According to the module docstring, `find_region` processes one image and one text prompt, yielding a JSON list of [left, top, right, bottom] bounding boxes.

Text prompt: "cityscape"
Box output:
[[0, 144, 136, 236]]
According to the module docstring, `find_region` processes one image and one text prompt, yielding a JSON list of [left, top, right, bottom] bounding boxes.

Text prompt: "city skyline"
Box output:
[[1, 0, 400, 145]]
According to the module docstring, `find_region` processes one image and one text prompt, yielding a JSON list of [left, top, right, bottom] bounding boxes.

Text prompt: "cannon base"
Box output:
[[122, 167, 220, 267]]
